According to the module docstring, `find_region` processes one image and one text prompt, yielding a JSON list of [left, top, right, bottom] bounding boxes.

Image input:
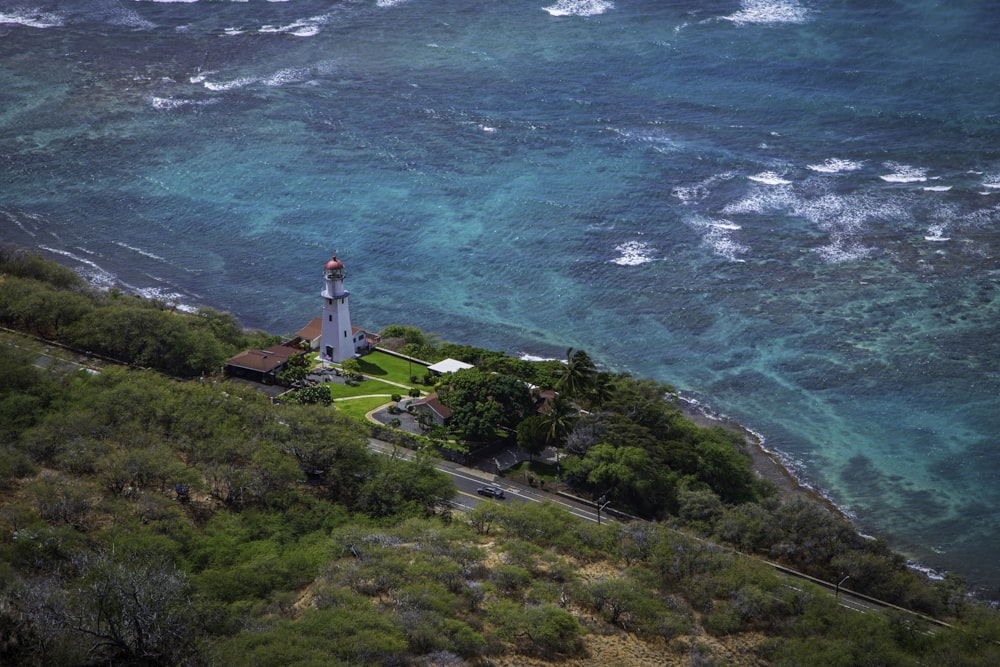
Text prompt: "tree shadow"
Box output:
[[357, 358, 386, 376]]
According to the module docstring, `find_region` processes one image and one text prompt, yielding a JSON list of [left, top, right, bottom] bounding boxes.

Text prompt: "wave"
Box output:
[[543, 0, 614, 18], [201, 61, 335, 92], [136, 287, 198, 313], [924, 224, 950, 242], [0, 9, 64, 28], [113, 241, 167, 262], [807, 158, 865, 174], [922, 185, 952, 192], [203, 76, 257, 92], [721, 0, 811, 26], [686, 216, 748, 262], [672, 171, 737, 205], [39, 245, 118, 287], [150, 96, 220, 110], [880, 162, 928, 183], [518, 352, 560, 362], [2, 210, 38, 237], [814, 237, 872, 263], [610, 240, 655, 266], [748, 171, 792, 185], [260, 14, 331, 37]]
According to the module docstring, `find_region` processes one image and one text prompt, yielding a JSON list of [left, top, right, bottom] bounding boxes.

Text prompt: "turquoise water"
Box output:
[[2, 0, 999, 590]]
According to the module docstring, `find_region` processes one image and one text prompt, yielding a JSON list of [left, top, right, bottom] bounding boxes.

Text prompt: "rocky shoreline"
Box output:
[[672, 396, 822, 505]]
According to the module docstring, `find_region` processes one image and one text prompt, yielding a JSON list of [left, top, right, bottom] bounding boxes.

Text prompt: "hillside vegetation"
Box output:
[[1, 248, 998, 666]]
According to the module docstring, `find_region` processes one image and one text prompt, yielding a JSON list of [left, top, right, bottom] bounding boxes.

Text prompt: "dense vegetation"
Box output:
[[0, 244, 275, 377], [1, 249, 999, 666]]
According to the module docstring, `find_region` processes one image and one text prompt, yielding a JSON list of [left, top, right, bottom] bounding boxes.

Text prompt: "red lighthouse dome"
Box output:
[[325, 256, 344, 271]]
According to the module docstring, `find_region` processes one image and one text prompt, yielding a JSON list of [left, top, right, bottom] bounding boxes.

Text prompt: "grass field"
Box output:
[[354, 350, 430, 388], [326, 378, 399, 400], [333, 395, 393, 421]]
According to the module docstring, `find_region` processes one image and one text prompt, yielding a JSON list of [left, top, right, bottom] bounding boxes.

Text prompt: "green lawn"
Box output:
[[333, 395, 394, 421], [326, 378, 400, 400], [353, 350, 430, 388]]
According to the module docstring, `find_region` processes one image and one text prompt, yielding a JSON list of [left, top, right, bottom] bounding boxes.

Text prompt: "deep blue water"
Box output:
[[2, 0, 999, 590]]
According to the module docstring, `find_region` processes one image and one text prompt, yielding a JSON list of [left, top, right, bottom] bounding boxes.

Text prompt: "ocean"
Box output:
[[2, 0, 998, 591]]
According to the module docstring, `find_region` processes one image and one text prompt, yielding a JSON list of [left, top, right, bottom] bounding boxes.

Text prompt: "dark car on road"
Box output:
[[476, 485, 505, 499]]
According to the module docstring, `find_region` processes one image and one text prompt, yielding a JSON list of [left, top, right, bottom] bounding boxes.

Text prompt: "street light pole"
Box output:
[[596, 499, 611, 525], [836, 574, 851, 599]]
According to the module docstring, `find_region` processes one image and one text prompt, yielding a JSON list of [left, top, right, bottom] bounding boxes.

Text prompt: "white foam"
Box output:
[[261, 67, 311, 87], [879, 162, 928, 183], [721, 188, 797, 216], [748, 171, 792, 185], [543, 0, 614, 18], [0, 10, 64, 28], [671, 171, 737, 205], [150, 96, 220, 110], [518, 353, 559, 363], [922, 185, 951, 192], [2, 210, 37, 237], [610, 240, 655, 266], [203, 76, 257, 92], [924, 227, 951, 242], [113, 241, 167, 261], [136, 287, 197, 312], [814, 238, 872, 263], [40, 245, 117, 286], [105, 7, 156, 29], [687, 217, 748, 262], [377, 0, 413, 7], [259, 14, 330, 37], [721, 0, 810, 25], [806, 158, 865, 174]]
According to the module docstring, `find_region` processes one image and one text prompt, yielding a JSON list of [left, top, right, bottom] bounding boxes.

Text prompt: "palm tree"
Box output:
[[541, 394, 576, 448], [556, 347, 597, 400]]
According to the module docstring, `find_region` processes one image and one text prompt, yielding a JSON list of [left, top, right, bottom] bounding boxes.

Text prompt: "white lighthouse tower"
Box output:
[[320, 255, 354, 363]]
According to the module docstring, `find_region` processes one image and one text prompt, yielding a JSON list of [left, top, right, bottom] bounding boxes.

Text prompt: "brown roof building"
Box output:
[[224, 344, 302, 383]]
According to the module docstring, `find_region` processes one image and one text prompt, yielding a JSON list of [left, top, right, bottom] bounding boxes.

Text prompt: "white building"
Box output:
[[320, 255, 356, 363]]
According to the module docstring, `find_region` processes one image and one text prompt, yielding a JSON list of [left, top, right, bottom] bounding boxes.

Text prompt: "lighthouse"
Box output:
[[320, 255, 354, 363]]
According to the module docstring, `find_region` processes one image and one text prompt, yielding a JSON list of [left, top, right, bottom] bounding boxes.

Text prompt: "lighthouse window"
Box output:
[[328, 315, 332, 322], [344, 330, 348, 338]]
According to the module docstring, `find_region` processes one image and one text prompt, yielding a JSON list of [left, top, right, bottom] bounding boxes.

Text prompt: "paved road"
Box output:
[[367, 436, 956, 632], [367, 438, 614, 524]]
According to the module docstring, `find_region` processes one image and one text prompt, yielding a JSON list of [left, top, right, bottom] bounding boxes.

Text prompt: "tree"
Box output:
[[277, 406, 371, 496], [277, 350, 312, 386], [516, 416, 548, 462], [539, 393, 576, 448], [339, 358, 362, 382], [438, 369, 534, 442], [20, 550, 199, 666], [555, 347, 596, 400], [486, 600, 585, 658], [357, 456, 454, 519]]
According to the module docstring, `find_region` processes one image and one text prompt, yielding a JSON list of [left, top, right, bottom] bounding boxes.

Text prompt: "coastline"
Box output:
[[672, 395, 832, 508]]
